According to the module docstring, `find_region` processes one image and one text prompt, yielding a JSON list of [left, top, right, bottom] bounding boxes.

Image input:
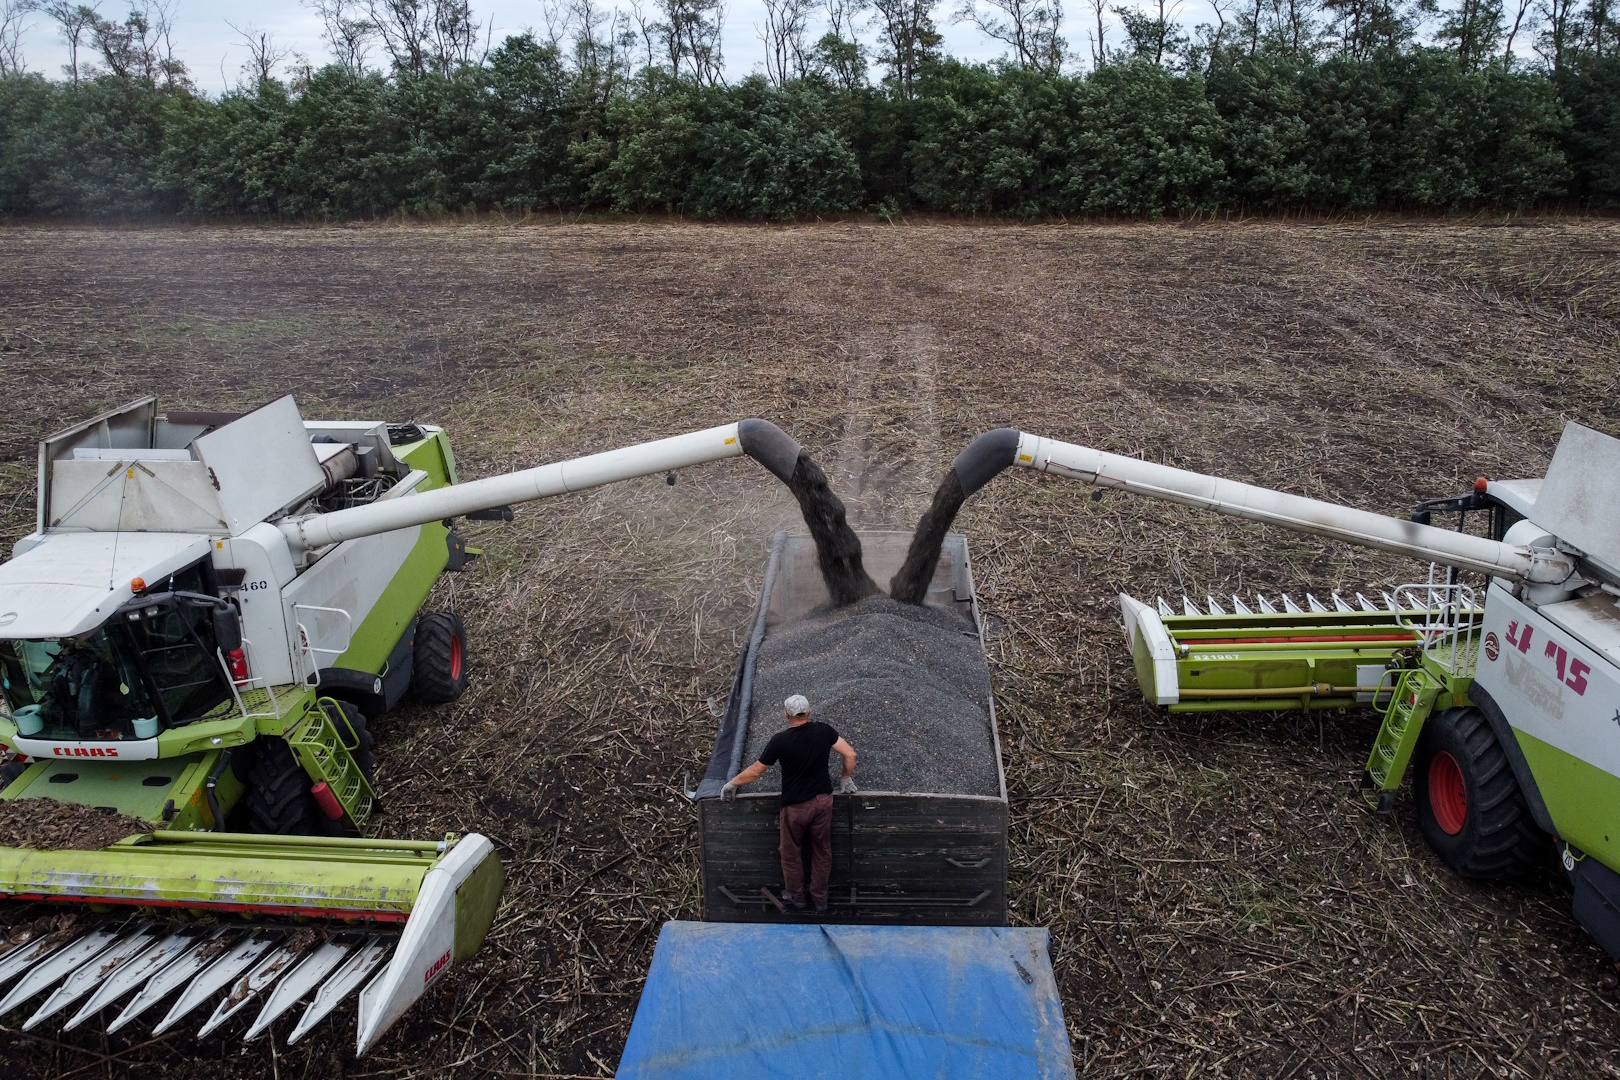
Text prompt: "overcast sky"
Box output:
[[8, 0, 1223, 95]]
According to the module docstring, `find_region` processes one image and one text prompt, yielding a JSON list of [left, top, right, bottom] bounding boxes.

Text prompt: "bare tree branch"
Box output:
[[655, 0, 725, 83], [1501, 0, 1532, 60], [307, 0, 377, 75], [0, 0, 37, 76], [871, 0, 939, 97], [955, 0, 1066, 69], [759, 0, 815, 83], [39, 0, 96, 82], [365, 0, 479, 76], [229, 19, 294, 84]]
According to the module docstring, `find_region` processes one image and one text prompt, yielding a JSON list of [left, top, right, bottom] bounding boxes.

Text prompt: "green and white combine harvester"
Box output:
[[949, 422, 1620, 958], [0, 397, 803, 1054]]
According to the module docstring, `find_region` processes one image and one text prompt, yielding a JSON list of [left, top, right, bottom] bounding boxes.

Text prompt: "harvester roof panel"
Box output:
[[0, 532, 212, 638], [1487, 478, 1542, 521]]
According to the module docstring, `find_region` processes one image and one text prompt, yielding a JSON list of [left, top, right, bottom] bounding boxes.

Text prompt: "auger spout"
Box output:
[[279, 419, 803, 553], [1014, 433, 1574, 584], [894, 428, 1575, 601]]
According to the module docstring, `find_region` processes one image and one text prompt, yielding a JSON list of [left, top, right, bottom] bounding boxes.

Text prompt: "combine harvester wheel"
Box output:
[[1413, 707, 1545, 880]]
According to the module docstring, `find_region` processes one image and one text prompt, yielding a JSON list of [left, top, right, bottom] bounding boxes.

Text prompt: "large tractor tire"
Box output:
[[246, 738, 322, 835], [247, 703, 375, 835], [1413, 707, 1546, 879], [411, 612, 468, 704]]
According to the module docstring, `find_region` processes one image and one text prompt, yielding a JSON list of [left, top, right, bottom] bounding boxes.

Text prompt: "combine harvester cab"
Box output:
[[0, 399, 815, 1053]]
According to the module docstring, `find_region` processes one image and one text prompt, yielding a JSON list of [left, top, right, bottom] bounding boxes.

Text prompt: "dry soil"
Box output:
[[0, 217, 1617, 1079]]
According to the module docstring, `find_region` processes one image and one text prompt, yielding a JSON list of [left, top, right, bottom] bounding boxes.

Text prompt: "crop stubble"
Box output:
[[0, 219, 1617, 1078]]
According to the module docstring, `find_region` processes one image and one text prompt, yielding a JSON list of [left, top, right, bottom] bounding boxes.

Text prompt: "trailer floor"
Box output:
[[1, 218, 1618, 1078]]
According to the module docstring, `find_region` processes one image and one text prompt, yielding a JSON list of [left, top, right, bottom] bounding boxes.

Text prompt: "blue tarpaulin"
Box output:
[[616, 922, 1074, 1079]]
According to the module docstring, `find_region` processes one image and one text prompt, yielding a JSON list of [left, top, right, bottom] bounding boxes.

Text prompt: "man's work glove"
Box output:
[[839, 777, 858, 795], [722, 781, 738, 801]]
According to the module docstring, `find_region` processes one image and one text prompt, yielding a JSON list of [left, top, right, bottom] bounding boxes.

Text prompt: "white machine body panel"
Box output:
[[281, 525, 422, 675], [1119, 593, 1180, 705], [10, 736, 159, 761], [355, 834, 496, 1056], [1475, 582, 1620, 784], [1530, 421, 1620, 579], [1487, 478, 1542, 521], [193, 396, 327, 536], [46, 459, 227, 534], [213, 524, 301, 686], [0, 532, 214, 640]]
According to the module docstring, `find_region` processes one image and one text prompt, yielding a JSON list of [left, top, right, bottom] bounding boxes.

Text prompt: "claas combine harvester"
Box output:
[[939, 421, 1620, 960], [0, 397, 806, 1054]]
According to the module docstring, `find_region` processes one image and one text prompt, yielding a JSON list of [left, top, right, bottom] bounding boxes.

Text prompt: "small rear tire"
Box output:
[[411, 612, 468, 704], [1414, 706, 1546, 879]]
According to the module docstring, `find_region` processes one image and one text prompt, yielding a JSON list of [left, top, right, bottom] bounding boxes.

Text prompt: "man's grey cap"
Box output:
[[784, 694, 810, 716]]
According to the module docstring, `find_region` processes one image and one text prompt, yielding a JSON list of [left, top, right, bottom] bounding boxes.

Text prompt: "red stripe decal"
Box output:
[[1, 893, 410, 923]]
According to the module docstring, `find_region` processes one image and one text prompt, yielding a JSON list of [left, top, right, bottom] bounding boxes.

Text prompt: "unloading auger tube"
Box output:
[[948, 428, 1576, 584], [278, 419, 805, 553]]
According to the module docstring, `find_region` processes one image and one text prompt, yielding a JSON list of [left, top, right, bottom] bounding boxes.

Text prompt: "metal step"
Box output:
[[0, 919, 401, 1048], [1362, 668, 1442, 813]]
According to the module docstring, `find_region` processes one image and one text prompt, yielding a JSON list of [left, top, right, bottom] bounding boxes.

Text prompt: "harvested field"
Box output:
[[0, 218, 1618, 1078]]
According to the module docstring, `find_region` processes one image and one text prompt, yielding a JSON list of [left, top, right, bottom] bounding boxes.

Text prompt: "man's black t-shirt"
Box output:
[[759, 721, 839, 807]]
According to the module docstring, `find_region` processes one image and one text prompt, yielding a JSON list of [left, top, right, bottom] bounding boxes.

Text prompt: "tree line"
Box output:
[[0, 0, 1614, 218]]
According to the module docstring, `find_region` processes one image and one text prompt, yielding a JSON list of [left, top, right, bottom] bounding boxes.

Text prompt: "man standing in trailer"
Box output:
[[722, 694, 857, 913]]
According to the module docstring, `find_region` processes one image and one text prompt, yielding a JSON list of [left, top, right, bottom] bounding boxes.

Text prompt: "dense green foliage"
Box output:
[[0, 33, 1615, 218]]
